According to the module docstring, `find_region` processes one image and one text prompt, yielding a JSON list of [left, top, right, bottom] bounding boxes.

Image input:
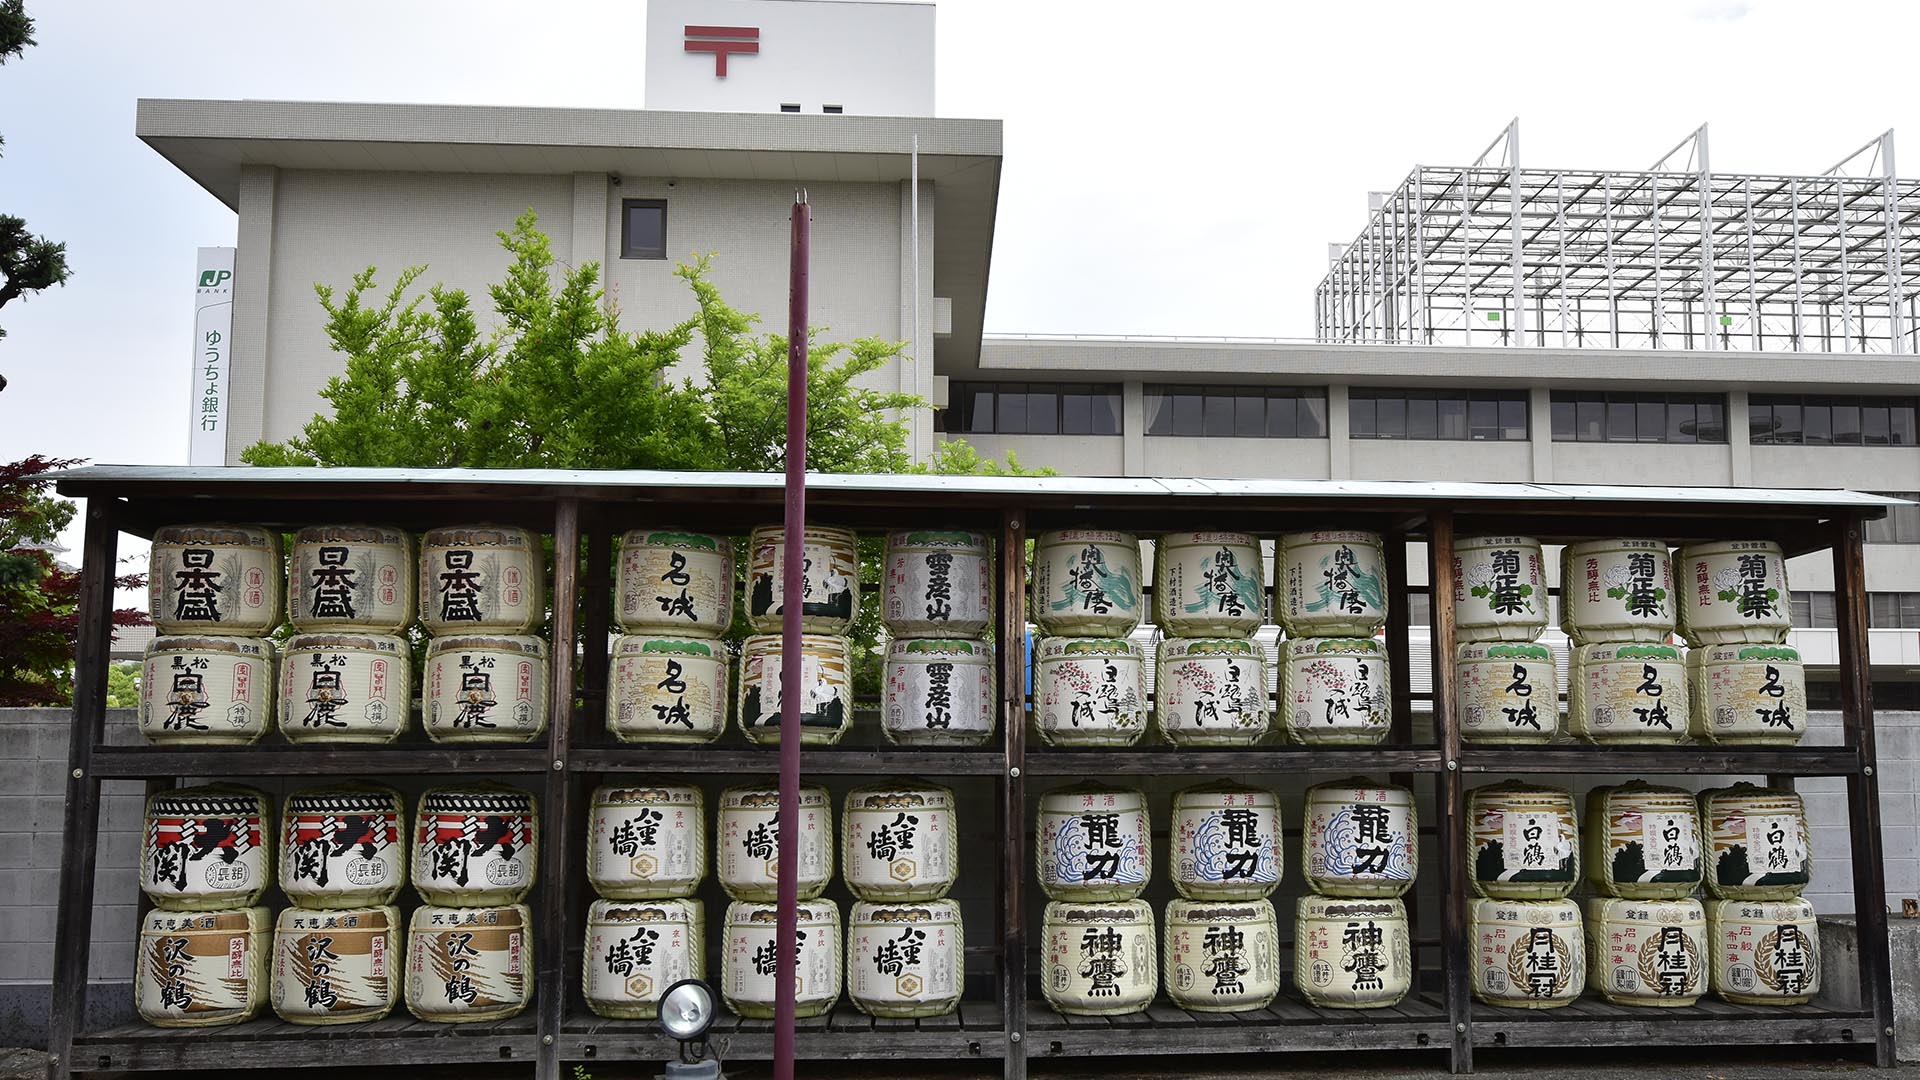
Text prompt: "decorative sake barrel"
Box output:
[[1033, 637, 1147, 747], [1469, 898, 1583, 1009], [746, 524, 860, 635], [422, 634, 548, 743], [410, 785, 538, 906], [1302, 778, 1417, 899], [1040, 901, 1156, 1016], [1153, 531, 1265, 638], [1163, 898, 1280, 1012], [1030, 529, 1143, 637], [149, 524, 282, 635], [616, 528, 735, 636], [1277, 530, 1388, 638], [1294, 896, 1412, 1009], [1451, 536, 1549, 643], [582, 898, 704, 1020], [722, 899, 841, 1019], [1567, 642, 1689, 745], [287, 524, 414, 633], [1155, 637, 1270, 746], [1585, 898, 1707, 1007], [1688, 644, 1808, 746], [278, 783, 407, 908], [1708, 898, 1820, 1005], [139, 635, 275, 745], [404, 904, 532, 1022], [1583, 782, 1701, 900], [717, 783, 832, 902], [277, 633, 411, 744], [136, 907, 270, 1027], [847, 900, 965, 1018], [1169, 782, 1281, 901], [737, 633, 854, 746], [418, 525, 544, 635], [1468, 782, 1578, 900], [607, 636, 728, 744], [271, 905, 400, 1025], [1457, 642, 1558, 743], [588, 782, 706, 900], [1678, 540, 1792, 646], [1036, 784, 1150, 902], [883, 638, 995, 747], [883, 530, 992, 638], [1701, 784, 1811, 901], [1280, 637, 1390, 745], [1560, 539, 1675, 644], [141, 785, 272, 911], [842, 780, 958, 902]]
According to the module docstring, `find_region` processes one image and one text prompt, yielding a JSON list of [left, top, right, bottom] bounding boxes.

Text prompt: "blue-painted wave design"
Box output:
[[1050, 813, 1146, 884], [1319, 806, 1414, 880], [1191, 810, 1279, 883]]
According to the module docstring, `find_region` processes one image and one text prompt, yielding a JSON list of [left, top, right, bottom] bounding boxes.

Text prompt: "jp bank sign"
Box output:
[[199, 268, 233, 289]]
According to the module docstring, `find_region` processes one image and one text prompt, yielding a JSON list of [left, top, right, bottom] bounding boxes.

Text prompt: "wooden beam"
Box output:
[[537, 498, 581, 1080], [1426, 509, 1471, 1074], [999, 508, 1028, 1080]]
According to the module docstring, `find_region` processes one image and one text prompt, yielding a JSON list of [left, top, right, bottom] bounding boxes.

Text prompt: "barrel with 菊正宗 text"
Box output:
[[409, 784, 538, 907], [404, 904, 532, 1023], [278, 782, 406, 909], [746, 524, 860, 635], [1701, 784, 1811, 902], [587, 782, 706, 900], [1585, 897, 1707, 1007], [1708, 897, 1820, 1005], [149, 524, 282, 635], [1468, 781, 1579, 900], [139, 635, 275, 745], [1457, 642, 1558, 743], [582, 898, 704, 1020], [1677, 540, 1792, 646], [1567, 642, 1689, 745], [1583, 781, 1701, 900], [1280, 637, 1390, 745], [1041, 900, 1156, 1016], [1469, 898, 1583, 1009], [842, 779, 958, 902], [1155, 637, 1270, 746], [616, 529, 735, 636], [722, 899, 842, 1019], [1688, 644, 1808, 746], [736, 633, 854, 746], [270, 904, 400, 1025], [1277, 530, 1388, 638], [1153, 531, 1264, 638], [287, 524, 414, 633], [418, 525, 544, 635], [1293, 895, 1412, 1009], [277, 633, 411, 745], [607, 635, 728, 744], [847, 899, 964, 1018], [136, 906, 270, 1027], [1163, 898, 1280, 1012], [141, 785, 272, 912], [423, 634, 548, 743], [1169, 781, 1281, 901], [1451, 535, 1549, 642], [1030, 529, 1143, 637], [1033, 636, 1147, 747], [883, 530, 992, 638], [883, 638, 995, 747], [717, 782, 832, 902], [1559, 538, 1674, 644], [1035, 784, 1150, 902], [1302, 778, 1417, 899]]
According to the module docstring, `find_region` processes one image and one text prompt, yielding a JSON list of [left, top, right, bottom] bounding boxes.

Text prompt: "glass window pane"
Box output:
[[1791, 593, 1811, 626], [1899, 503, 1920, 544], [1235, 394, 1265, 437], [1866, 511, 1893, 544], [1893, 405, 1915, 446], [1872, 592, 1898, 627], [1696, 400, 1726, 442], [1864, 404, 1891, 446], [1630, 401, 1663, 443], [623, 202, 666, 258], [1299, 394, 1328, 438], [1666, 401, 1695, 444], [1204, 393, 1234, 437], [966, 387, 994, 434], [1551, 399, 1575, 441], [1832, 402, 1861, 445], [1900, 592, 1920, 628], [1803, 404, 1831, 445], [1468, 399, 1498, 440], [1091, 390, 1120, 436], [1146, 389, 1171, 436], [1173, 391, 1204, 436], [1376, 397, 1407, 439], [1812, 591, 1836, 628], [1350, 397, 1377, 439], [1268, 395, 1297, 439], [999, 388, 1028, 434], [1060, 389, 1090, 435], [1748, 403, 1773, 445], [1500, 398, 1527, 440], [1772, 403, 1802, 444], [1408, 397, 1438, 440], [1607, 401, 1636, 442], [1576, 399, 1604, 441], [1439, 397, 1468, 440], [1026, 389, 1057, 435]]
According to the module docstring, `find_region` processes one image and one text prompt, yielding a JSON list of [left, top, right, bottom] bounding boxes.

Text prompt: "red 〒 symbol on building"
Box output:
[[685, 25, 759, 77]]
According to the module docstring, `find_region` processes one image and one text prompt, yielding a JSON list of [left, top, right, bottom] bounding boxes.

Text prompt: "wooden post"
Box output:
[[1426, 510, 1470, 1073], [1384, 532, 1420, 947], [580, 511, 612, 743], [999, 509, 1028, 1080], [537, 498, 581, 1080]]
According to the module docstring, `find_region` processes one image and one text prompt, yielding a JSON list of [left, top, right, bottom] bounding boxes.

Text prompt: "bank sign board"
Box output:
[[189, 247, 236, 466]]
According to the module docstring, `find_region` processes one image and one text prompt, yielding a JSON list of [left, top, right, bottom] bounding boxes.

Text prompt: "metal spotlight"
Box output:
[[656, 978, 724, 1079]]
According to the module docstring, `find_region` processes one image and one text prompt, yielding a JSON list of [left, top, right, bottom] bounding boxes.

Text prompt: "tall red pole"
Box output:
[[773, 190, 810, 1080]]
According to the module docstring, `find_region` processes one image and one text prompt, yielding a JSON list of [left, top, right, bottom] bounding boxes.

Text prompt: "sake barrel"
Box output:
[[277, 633, 411, 745], [847, 899, 964, 1018], [616, 528, 735, 636], [1036, 784, 1151, 902], [136, 906, 270, 1027], [149, 524, 282, 635], [419, 525, 544, 635], [1583, 782, 1701, 900], [1040, 901, 1156, 1016], [271, 905, 400, 1025], [404, 904, 532, 1023], [1155, 637, 1270, 746], [1163, 898, 1280, 1012], [1559, 538, 1675, 644], [411, 785, 538, 906], [1708, 898, 1820, 1005], [842, 780, 958, 902], [746, 524, 860, 635], [139, 635, 275, 745], [423, 634, 548, 743], [1585, 898, 1707, 1007], [1033, 636, 1147, 747], [1294, 896, 1412, 1009], [141, 785, 272, 911], [717, 782, 832, 902], [883, 638, 995, 747], [1277, 530, 1388, 638], [722, 899, 841, 1019], [1030, 529, 1143, 637], [1452, 535, 1550, 643], [279, 783, 407, 908], [1567, 642, 1689, 745], [608, 636, 729, 744], [582, 898, 704, 1020], [1169, 782, 1281, 901], [1279, 637, 1390, 746], [1302, 778, 1417, 899], [1469, 898, 1583, 1009], [587, 782, 706, 900], [1153, 531, 1264, 637], [1678, 540, 1792, 646], [1468, 782, 1578, 900], [1457, 642, 1558, 743], [883, 530, 992, 638], [1689, 644, 1808, 746], [1701, 784, 1811, 901], [737, 633, 854, 746], [287, 524, 414, 633]]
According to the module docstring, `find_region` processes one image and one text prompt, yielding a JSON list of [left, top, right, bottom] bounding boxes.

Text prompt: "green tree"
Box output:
[[106, 660, 140, 709], [0, 2, 72, 343]]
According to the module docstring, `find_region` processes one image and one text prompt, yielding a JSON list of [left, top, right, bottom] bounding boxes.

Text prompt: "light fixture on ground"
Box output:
[[657, 978, 723, 1079]]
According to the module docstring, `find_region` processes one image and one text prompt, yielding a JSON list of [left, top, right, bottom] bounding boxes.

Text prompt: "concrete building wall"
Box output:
[[1349, 440, 1532, 483]]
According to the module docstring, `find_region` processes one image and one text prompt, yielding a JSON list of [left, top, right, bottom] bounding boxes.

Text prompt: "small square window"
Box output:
[[621, 199, 668, 260]]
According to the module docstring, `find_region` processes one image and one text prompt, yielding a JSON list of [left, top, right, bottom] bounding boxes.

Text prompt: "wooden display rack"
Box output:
[[45, 467, 1901, 1078]]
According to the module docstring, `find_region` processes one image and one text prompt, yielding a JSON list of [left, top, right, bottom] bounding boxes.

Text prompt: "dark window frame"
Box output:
[[1347, 388, 1530, 442], [1548, 390, 1728, 444], [1144, 385, 1329, 439], [619, 198, 669, 260], [1750, 394, 1919, 447], [947, 381, 1121, 436]]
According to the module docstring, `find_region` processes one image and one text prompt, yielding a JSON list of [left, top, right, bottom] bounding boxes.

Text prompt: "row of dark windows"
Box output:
[[1750, 395, 1919, 446], [945, 383, 1122, 436], [1350, 390, 1529, 442], [1790, 591, 1920, 628], [1548, 392, 1728, 444], [1145, 387, 1328, 438]]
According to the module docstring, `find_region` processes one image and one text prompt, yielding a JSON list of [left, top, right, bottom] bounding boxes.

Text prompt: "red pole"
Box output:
[[773, 190, 810, 1080]]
